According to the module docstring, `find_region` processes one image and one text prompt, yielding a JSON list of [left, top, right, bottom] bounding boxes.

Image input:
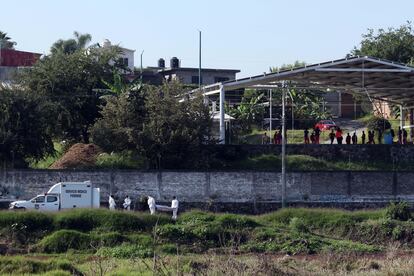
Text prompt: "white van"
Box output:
[[9, 181, 100, 211]]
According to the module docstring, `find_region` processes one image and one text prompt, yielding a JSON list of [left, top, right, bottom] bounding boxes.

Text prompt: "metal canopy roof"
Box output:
[[199, 56, 414, 105]]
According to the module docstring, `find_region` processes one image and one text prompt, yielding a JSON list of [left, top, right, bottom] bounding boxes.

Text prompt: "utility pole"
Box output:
[[140, 50, 144, 73], [198, 30, 202, 88]]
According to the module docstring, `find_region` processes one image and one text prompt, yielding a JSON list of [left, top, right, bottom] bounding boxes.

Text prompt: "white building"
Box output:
[[102, 39, 135, 72]]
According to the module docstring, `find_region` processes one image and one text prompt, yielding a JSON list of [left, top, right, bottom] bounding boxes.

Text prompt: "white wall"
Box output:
[[119, 48, 135, 71]]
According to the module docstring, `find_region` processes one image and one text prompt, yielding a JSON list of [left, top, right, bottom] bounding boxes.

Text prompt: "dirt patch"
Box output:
[[50, 143, 102, 169]]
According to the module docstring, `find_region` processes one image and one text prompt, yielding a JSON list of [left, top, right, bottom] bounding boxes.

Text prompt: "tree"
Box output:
[[270, 60, 306, 72], [50, 31, 92, 55], [140, 82, 213, 168], [227, 92, 264, 133], [0, 31, 16, 49], [91, 81, 214, 169], [351, 22, 414, 64], [91, 81, 147, 152], [0, 86, 55, 168], [19, 46, 121, 143]]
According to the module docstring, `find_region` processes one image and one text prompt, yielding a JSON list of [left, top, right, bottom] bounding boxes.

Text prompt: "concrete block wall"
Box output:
[[0, 170, 413, 206]]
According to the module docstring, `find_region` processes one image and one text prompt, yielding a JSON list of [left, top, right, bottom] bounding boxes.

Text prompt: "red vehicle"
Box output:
[[314, 120, 337, 131]]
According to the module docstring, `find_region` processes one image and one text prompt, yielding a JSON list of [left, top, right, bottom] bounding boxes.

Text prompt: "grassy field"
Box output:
[[227, 154, 411, 171], [0, 204, 413, 275], [28, 142, 64, 169], [243, 128, 332, 144]]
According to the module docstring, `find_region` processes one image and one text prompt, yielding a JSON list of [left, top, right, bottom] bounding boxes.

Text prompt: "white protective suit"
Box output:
[[171, 198, 179, 220], [147, 196, 156, 215], [123, 197, 131, 211], [109, 196, 116, 210]]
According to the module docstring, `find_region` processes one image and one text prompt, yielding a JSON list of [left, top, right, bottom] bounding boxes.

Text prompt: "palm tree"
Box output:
[[0, 31, 16, 49], [50, 31, 92, 54]]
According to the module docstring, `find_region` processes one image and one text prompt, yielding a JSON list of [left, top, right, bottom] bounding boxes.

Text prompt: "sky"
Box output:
[[2, 0, 414, 77]]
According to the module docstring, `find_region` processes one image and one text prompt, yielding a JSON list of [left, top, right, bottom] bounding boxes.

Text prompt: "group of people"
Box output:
[[262, 130, 283, 144], [109, 195, 131, 210], [108, 194, 179, 220], [304, 127, 321, 144], [303, 126, 410, 145]]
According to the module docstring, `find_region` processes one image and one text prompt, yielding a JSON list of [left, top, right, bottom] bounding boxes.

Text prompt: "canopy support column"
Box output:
[[219, 84, 225, 144], [269, 89, 273, 136], [400, 105, 405, 130], [281, 83, 287, 208], [410, 109, 414, 142]]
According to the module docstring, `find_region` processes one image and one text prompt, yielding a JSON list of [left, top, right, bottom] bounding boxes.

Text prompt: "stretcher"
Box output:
[[156, 205, 174, 212]]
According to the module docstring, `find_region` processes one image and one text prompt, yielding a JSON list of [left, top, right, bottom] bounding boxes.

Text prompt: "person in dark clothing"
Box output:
[[336, 128, 343, 144], [352, 132, 357, 144], [314, 127, 321, 144], [361, 131, 366, 144], [390, 128, 395, 143], [346, 133, 351, 144], [304, 128, 309, 144], [398, 127, 402, 144], [403, 128, 408, 144], [310, 132, 316, 144], [329, 129, 335, 144], [277, 131, 282, 144], [378, 129, 382, 144]]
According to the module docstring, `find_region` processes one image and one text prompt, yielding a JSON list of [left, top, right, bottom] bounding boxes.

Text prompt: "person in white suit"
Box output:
[[109, 195, 116, 210], [123, 195, 131, 211], [171, 196, 179, 220], [147, 195, 156, 215]]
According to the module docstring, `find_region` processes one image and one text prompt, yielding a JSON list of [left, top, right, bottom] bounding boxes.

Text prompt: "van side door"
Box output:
[[32, 196, 45, 210], [45, 195, 60, 211]]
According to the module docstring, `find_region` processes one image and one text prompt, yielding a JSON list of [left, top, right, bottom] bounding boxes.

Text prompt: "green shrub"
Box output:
[[243, 230, 324, 255], [93, 232, 127, 247], [0, 211, 53, 232], [54, 210, 101, 232], [159, 243, 178, 254], [178, 210, 216, 225], [36, 230, 92, 253], [385, 201, 412, 221], [0, 256, 76, 274], [323, 239, 378, 253], [127, 233, 152, 246], [156, 224, 197, 243], [392, 225, 404, 240], [289, 217, 309, 233], [97, 244, 153, 258], [54, 209, 170, 232], [215, 214, 258, 229], [259, 208, 383, 235], [36, 229, 132, 253]]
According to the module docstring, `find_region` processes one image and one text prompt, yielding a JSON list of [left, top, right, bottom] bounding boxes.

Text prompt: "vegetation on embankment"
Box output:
[[0, 203, 413, 274], [0, 204, 413, 255]]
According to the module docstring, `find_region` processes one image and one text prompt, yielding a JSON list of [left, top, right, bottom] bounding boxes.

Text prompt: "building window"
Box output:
[[192, 76, 203, 84], [118, 58, 128, 66], [214, 77, 229, 83]]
